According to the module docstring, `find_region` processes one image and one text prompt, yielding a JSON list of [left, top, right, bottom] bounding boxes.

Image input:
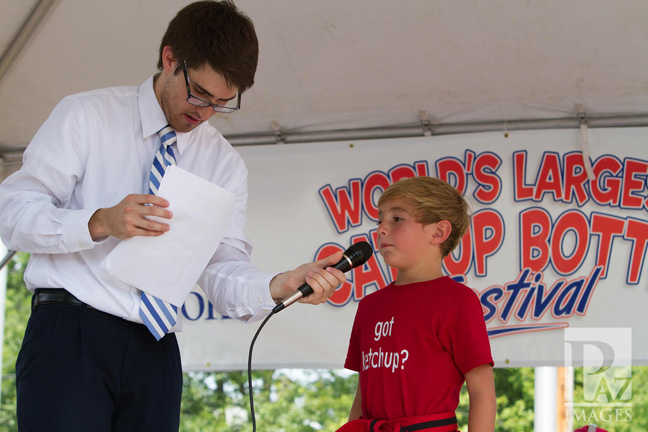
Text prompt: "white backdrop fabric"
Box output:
[[177, 128, 648, 371]]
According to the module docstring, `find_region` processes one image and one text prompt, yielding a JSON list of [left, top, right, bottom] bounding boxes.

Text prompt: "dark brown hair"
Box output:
[[158, 0, 259, 93]]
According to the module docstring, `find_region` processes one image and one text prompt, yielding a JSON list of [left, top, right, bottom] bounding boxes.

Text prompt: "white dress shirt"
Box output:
[[0, 76, 276, 325]]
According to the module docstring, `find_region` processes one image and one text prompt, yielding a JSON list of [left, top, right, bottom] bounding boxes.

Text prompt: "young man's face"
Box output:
[[376, 197, 437, 273], [158, 60, 239, 133]]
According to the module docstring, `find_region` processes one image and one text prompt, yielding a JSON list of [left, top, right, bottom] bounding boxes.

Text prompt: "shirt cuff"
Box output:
[[62, 208, 100, 251], [243, 272, 279, 323]]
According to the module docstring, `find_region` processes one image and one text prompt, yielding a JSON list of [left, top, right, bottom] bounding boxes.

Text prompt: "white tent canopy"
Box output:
[[1, 0, 648, 160]]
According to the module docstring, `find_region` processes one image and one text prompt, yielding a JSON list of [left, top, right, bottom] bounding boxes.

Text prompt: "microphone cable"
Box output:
[[246, 242, 373, 431], [247, 310, 275, 432]]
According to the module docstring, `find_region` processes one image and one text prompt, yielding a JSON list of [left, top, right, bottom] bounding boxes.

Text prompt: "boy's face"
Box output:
[[377, 197, 438, 275]]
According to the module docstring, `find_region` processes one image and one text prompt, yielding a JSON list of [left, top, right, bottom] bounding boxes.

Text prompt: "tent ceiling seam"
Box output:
[[225, 113, 648, 146]]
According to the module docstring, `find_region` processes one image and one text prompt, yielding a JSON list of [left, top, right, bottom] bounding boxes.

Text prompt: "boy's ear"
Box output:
[[429, 220, 452, 245]]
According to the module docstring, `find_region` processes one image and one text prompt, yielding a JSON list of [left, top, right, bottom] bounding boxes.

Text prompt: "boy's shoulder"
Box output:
[[443, 276, 479, 294], [433, 278, 481, 307], [359, 277, 478, 304]]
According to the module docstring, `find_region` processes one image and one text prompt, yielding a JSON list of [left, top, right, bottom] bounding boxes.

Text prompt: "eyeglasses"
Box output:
[[182, 61, 241, 113]]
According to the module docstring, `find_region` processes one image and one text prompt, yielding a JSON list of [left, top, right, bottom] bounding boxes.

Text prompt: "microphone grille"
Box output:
[[345, 241, 374, 267]]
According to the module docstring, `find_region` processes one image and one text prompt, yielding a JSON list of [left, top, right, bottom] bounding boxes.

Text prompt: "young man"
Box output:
[[338, 177, 496, 432], [0, 2, 345, 431]]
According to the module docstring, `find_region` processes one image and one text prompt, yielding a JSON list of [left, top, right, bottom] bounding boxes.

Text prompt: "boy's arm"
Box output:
[[348, 377, 363, 421], [465, 364, 496, 432]]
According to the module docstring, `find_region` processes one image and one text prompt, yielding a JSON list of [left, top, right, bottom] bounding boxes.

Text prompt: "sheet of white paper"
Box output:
[[101, 165, 235, 306]]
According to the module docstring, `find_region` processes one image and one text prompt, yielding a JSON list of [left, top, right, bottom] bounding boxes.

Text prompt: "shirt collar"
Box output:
[[139, 75, 167, 139], [139, 75, 192, 155]]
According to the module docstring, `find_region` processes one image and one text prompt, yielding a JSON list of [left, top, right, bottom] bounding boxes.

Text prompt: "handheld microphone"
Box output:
[[272, 241, 374, 314]]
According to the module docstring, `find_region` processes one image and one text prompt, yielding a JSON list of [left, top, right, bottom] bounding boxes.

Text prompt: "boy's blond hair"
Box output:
[[378, 176, 471, 257]]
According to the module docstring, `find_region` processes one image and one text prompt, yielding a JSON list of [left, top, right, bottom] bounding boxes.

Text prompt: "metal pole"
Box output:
[[0, 0, 59, 83], [225, 114, 648, 147], [535, 366, 558, 432], [0, 250, 16, 271]]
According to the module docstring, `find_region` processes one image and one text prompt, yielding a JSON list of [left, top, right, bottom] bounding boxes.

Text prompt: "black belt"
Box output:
[[369, 418, 458, 431], [361, 412, 458, 432], [32, 288, 93, 310]]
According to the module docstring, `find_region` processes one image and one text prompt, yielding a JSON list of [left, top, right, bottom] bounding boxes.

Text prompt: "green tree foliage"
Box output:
[[179, 369, 357, 432], [1, 252, 30, 431], [403, 366, 535, 432], [572, 365, 647, 431], [493, 367, 535, 431]]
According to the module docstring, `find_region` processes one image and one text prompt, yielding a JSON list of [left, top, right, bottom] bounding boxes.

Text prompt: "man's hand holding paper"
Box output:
[[101, 165, 236, 307], [89, 193, 173, 240]]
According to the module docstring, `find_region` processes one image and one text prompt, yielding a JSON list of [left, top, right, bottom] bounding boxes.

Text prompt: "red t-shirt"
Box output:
[[344, 277, 493, 420]]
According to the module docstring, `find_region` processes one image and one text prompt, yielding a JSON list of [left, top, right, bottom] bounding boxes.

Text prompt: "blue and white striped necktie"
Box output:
[[139, 125, 178, 340]]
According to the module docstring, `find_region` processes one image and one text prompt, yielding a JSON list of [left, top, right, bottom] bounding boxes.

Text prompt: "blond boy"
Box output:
[[338, 176, 496, 432]]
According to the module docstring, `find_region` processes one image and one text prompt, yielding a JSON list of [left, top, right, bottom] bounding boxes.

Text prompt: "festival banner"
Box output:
[[177, 128, 648, 371]]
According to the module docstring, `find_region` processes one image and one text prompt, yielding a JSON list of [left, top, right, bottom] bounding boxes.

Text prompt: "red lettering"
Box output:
[[534, 152, 563, 201], [318, 180, 362, 233], [624, 218, 648, 284], [473, 152, 502, 204], [513, 151, 534, 201], [443, 231, 472, 276], [551, 211, 589, 275], [563, 153, 590, 205], [591, 156, 622, 206], [362, 172, 390, 221], [590, 213, 625, 278], [621, 159, 648, 209], [520, 208, 552, 272], [472, 209, 505, 276], [465, 150, 475, 174], [436, 157, 468, 194], [389, 165, 417, 183], [414, 161, 429, 177]]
